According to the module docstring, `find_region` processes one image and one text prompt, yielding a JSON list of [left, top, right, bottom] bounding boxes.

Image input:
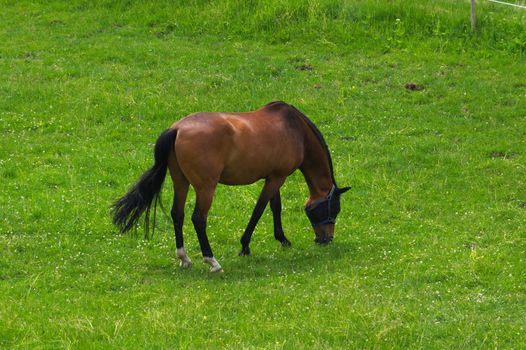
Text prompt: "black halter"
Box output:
[[304, 185, 341, 227]]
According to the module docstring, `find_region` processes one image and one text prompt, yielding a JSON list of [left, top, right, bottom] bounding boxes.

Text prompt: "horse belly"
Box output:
[[219, 158, 274, 185], [219, 141, 301, 185]]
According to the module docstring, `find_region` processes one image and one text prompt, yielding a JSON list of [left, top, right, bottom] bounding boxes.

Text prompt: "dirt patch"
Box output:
[[405, 83, 424, 91], [489, 151, 518, 159], [49, 19, 64, 26], [22, 52, 36, 60], [296, 63, 313, 71], [155, 23, 177, 38]]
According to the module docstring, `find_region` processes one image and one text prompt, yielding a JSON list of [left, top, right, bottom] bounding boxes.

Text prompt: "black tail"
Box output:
[[112, 128, 177, 238]]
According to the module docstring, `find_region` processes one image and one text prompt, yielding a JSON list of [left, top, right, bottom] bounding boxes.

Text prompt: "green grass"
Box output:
[[1, 0, 526, 348]]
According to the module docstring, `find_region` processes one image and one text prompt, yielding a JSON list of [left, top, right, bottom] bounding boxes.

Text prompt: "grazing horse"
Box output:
[[112, 101, 350, 272]]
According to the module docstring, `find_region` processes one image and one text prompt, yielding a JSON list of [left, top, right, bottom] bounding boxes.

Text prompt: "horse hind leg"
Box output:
[[192, 185, 223, 273], [170, 183, 192, 269], [168, 156, 193, 269]]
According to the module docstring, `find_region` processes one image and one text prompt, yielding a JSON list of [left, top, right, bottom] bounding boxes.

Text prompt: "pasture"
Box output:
[[1, 1, 525, 348]]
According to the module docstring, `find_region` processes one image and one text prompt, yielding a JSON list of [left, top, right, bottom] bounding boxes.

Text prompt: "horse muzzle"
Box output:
[[314, 234, 333, 244]]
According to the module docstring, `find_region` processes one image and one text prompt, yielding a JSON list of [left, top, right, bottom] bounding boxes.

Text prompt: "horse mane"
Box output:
[[288, 104, 337, 187]]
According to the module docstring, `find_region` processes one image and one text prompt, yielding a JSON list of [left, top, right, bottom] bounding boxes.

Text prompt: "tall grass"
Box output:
[[5, 0, 526, 53]]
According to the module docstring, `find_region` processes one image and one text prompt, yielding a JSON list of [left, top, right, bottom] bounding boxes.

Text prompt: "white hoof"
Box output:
[[180, 259, 192, 269], [176, 248, 192, 269], [203, 256, 223, 273], [210, 266, 224, 273]]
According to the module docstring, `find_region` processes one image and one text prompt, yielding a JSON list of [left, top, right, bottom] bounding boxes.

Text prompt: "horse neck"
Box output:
[[299, 122, 334, 204]]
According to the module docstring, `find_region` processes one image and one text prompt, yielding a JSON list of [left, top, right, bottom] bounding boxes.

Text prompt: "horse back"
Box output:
[[172, 104, 305, 186]]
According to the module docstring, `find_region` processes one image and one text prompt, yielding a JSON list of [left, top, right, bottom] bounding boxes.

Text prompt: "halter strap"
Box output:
[[305, 185, 336, 210], [304, 185, 338, 227]]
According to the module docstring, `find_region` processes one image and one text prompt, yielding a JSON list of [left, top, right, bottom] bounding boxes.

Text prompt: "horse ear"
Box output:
[[337, 186, 351, 194]]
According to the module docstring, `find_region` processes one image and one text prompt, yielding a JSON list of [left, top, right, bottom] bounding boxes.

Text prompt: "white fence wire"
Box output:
[[487, 0, 526, 9]]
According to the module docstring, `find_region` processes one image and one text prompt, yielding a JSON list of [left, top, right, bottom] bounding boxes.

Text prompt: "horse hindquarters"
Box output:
[[169, 124, 227, 272]]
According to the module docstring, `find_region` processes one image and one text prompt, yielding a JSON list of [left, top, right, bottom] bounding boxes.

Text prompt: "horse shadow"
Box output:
[[142, 239, 355, 282]]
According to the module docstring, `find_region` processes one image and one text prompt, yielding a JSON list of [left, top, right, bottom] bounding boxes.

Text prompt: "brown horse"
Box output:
[[112, 101, 350, 272]]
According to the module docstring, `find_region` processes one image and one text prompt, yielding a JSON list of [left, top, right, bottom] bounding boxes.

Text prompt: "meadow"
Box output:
[[1, 0, 525, 348]]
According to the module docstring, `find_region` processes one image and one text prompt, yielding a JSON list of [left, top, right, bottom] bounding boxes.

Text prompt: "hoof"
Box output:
[[203, 256, 222, 273], [176, 248, 192, 269], [281, 239, 292, 247], [210, 266, 224, 273], [180, 260, 192, 269], [238, 246, 251, 256]]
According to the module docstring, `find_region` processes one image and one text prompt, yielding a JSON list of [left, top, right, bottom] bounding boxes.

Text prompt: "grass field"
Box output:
[[1, 1, 526, 348]]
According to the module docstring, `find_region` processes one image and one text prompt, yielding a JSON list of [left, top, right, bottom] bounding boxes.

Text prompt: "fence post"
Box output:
[[471, 0, 477, 31]]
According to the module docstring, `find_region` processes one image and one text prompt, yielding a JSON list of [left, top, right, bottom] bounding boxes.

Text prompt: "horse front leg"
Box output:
[[192, 185, 223, 272], [270, 191, 291, 247], [239, 177, 285, 256]]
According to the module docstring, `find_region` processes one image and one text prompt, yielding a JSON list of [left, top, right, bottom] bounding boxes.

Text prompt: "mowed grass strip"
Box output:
[[1, 1, 525, 348]]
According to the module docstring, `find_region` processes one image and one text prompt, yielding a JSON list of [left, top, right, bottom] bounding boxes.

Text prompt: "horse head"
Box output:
[[305, 185, 351, 244]]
